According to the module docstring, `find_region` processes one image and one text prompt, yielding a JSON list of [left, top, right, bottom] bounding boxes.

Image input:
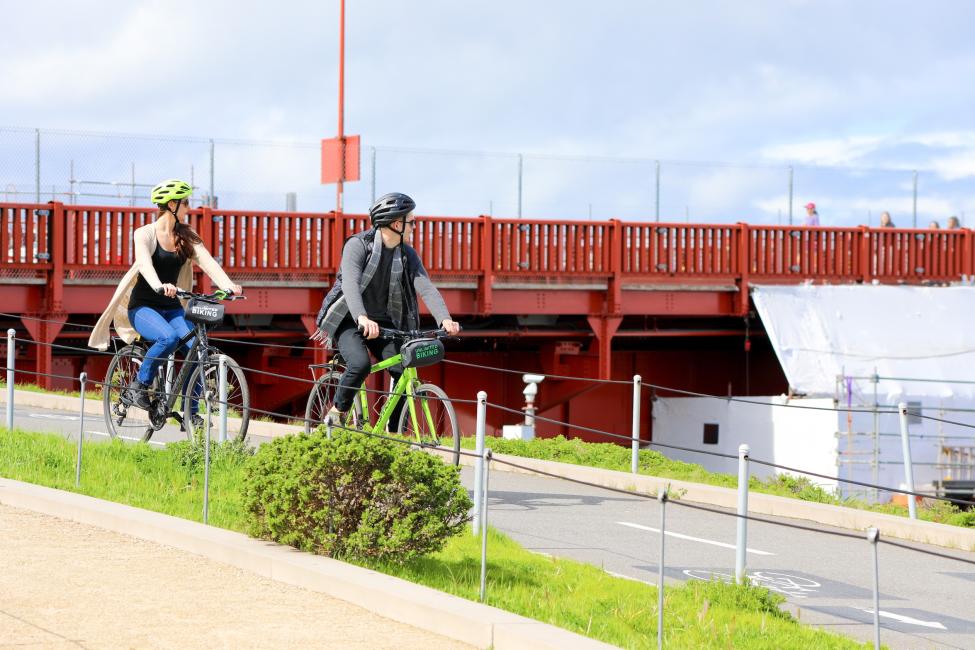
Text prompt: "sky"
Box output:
[[2, 0, 974, 224]]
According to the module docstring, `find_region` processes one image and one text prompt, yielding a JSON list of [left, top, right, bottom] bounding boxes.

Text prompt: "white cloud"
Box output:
[[2, 5, 202, 104], [761, 136, 889, 167]]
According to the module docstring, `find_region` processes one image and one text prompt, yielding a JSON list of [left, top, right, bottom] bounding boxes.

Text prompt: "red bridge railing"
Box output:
[[3, 202, 972, 305]]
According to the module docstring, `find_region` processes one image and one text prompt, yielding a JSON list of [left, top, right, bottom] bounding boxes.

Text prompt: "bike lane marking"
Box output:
[[617, 521, 775, 555], [856, 609, 947, 630], [86, 431, 166, 447]]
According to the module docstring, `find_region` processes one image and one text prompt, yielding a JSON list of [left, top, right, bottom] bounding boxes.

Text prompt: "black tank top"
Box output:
[[128, 241, 183, 310]]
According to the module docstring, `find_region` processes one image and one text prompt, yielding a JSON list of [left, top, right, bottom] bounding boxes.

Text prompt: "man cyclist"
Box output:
[[89, 179, 241, 410], [312, 192, 460, 428]]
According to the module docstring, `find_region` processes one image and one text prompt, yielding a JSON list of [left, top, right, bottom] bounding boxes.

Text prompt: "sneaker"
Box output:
[[190, 414, 206, 431], [121, 378, 151, 410], [325, 407, 346, 428]]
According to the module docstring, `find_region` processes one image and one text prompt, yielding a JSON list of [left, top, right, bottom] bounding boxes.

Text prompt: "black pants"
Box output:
[[333, 319, 404, 429]]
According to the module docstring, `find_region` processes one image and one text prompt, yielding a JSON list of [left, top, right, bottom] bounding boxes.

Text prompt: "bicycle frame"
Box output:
[[353, 353, 436, 438], [143, 324, 210, 419]]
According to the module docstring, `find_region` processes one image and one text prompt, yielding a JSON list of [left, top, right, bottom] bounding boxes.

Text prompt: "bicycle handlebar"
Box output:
[[376, 326, 455, 340], [157, 288, 247, 302]]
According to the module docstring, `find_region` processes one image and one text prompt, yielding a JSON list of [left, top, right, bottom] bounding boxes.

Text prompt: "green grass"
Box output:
[[0, 380, 83, 399], [0, 427, 872, 649], [462, 435, 975, 528], [6, 378, 972, 528]]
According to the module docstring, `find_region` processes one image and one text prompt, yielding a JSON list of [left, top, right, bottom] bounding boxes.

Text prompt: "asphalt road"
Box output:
[[4, 401, 975, 649]]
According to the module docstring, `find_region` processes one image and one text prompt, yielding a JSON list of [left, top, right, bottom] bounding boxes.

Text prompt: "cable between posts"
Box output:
[[6, 335, 975, 507], [13, 337, 208, 366], [749, 457, 975, 508], [485, 400, 740, 460], [445, 357, 904, 416], [223, 400, 486, 460], [6, 353, 970, 507], [209, 335, 327, 351], [442, 358, 633, 385], [236, 362, 480, 405], [490, 456, 975, 567], [11, 310, 975, 419], [5, 362, 975, 569], [485, 396, 975, 507], [18, 322, 975, 421], [0, 312, 94, 330]]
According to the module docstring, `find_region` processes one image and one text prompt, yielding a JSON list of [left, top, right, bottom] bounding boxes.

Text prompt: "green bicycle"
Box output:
[[304, 327, 460, 465]]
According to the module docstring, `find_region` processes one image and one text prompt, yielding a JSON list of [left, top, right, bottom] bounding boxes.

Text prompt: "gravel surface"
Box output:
[[0, 503, 471, 649]]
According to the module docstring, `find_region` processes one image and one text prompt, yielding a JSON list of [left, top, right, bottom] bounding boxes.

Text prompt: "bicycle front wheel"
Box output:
[[398, 383, 460, 465], [183, 356, 250, 442], [102, 344, 154, 442]]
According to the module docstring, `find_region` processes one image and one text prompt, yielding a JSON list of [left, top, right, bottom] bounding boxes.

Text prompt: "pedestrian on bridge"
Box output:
[[803, 202, 820, 226], [88, 179, 242, 409]]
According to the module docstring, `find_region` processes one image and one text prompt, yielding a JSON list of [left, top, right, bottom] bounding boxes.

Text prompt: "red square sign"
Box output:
[[321, 135, 360, 184]]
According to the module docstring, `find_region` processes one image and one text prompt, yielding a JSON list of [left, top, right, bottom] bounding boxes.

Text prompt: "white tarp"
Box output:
[[752, 284, 975, 399]]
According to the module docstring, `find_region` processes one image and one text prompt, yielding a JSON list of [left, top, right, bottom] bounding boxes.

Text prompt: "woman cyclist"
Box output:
[[88, 179, 241, 409]]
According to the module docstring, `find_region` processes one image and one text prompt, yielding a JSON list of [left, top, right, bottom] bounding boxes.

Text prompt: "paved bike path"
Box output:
[[0, 502, 469, 649], [462, 467, 975, 650]]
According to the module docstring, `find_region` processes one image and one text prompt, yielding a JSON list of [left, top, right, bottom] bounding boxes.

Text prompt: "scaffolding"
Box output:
[[834, 370, 975, 501]]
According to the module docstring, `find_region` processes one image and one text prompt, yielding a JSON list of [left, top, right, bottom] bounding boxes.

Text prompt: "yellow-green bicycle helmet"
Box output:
[[150, 179, 193, 205]]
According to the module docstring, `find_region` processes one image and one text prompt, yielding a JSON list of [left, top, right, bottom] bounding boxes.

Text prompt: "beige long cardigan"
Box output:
[[88, 222, 235, 351]]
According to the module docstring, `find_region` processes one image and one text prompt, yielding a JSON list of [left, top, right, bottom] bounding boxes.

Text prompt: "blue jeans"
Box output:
[[129, 307, 195, 385], [128, 307, 202, 416]]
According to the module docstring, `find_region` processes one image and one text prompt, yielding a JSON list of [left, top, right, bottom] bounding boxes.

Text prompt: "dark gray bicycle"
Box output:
[[102, 289, 250, 443]]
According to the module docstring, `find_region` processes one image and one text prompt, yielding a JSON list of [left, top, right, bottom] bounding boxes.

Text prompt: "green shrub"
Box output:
[[946, 510, 975, 528], [242, 428, 473, 563]]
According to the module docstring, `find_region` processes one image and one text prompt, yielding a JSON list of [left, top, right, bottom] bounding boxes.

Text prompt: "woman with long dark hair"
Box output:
[[89, 179, 241, 408]]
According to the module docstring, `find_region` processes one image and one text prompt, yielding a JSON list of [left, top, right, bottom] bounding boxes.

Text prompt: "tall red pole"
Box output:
[[336, 0, 345, 213]]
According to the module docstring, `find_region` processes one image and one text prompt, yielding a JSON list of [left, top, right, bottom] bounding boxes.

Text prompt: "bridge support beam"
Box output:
[[21, 313, 66, 390], [586, 315, 622, 380]]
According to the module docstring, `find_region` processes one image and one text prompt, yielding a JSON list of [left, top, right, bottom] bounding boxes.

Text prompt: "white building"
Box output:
[[652, 284, 975, 502]]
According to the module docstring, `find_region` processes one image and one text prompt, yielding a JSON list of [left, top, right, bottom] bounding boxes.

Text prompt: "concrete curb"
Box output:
[[460, 451, 975, 552], [7, 388, 973, 551], [0, 477, 615, 650]]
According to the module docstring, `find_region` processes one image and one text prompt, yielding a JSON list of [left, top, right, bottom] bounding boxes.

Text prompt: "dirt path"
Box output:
[[0, 503, 472, 649]]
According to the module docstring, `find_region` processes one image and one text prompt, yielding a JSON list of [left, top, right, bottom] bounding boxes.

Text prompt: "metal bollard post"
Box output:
[[897, 402, 917, 519], [867, 527, 880, 649], [735, 444, 750, 583], [479, 448, 492, 603], [6, 328, 14, 431], [218, 355, 228, 444], [631, 374, 642, 474], [203, 390, 212, 525], [657, 487, 668, 650], [473, 391, 487, 536], [75, 372, 87, 487]]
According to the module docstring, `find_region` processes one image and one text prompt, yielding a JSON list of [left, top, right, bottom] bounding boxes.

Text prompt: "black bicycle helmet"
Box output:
[[369, 192, 416, 227]]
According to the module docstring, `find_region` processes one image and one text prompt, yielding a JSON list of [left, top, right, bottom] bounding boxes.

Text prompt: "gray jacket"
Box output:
[[313, 229, 451, 345]]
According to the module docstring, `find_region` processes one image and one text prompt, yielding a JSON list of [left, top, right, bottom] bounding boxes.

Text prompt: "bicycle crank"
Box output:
[[148, 403, 169, 430]]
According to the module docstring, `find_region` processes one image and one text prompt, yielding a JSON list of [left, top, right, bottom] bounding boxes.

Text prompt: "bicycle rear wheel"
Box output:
[[398, 383, 460, 465], [102, 344, 155, 442], [183, 356, 250, 442], [304, 369, 363, 434]]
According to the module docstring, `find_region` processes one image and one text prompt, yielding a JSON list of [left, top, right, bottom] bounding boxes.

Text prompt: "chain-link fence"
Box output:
[[2, 126, 973, 226]]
